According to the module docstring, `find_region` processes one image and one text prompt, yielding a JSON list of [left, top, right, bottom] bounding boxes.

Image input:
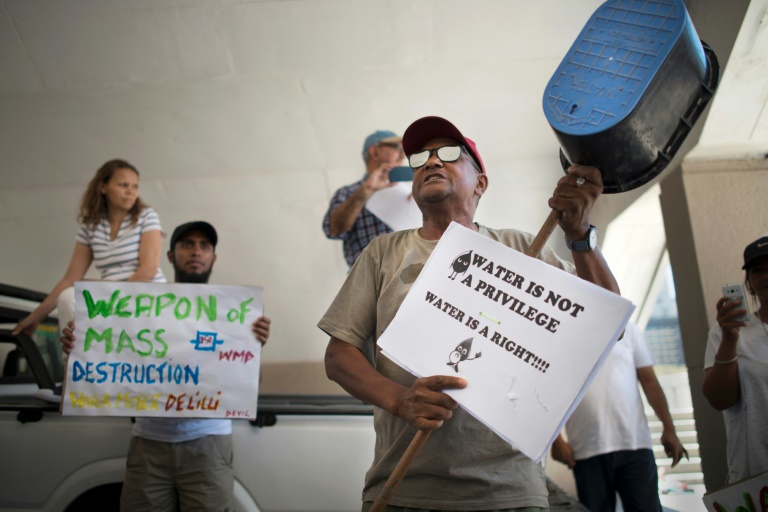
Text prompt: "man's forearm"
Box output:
[[328, 186, 373, 237], [638, 367, 674, 429], [325, 338, 405, 415], [702, 364, 740, 410], [572, 248, 620, 294]]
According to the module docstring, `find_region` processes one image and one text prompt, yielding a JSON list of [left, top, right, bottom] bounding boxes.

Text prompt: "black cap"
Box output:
[[170, 221, 218, 250], [742, 236, 768, 270]]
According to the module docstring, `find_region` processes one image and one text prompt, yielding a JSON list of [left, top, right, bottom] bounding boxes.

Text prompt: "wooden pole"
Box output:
[[369, 208, 563, 510], [369, 429, 432, 512]]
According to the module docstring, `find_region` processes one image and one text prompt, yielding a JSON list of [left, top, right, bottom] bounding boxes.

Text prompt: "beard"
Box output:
[[174, 267, 212, 284]]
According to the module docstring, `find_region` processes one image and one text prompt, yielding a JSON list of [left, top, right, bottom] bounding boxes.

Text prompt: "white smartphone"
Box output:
[[722, 283, 751, 322]]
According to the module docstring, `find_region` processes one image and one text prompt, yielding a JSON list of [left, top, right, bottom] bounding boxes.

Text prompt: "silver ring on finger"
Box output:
[[575, 176, 586, 188]]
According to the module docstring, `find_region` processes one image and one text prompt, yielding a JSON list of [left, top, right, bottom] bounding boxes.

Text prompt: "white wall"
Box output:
[[1, 0, 763, 374], [0, 0, 601, 367]]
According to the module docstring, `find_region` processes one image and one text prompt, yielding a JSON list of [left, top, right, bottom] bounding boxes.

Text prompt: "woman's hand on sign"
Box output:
[[252, 316, 271, 345], [394, 375, 466, 431], [61, 321, 76, 355]]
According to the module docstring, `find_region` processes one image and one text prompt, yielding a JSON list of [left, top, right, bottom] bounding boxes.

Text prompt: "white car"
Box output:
[[0, 284, 583, 512], [0, 284, 375, 512]]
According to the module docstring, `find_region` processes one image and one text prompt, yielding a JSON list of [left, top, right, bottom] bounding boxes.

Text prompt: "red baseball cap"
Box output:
[[402, 116, 486, 173]]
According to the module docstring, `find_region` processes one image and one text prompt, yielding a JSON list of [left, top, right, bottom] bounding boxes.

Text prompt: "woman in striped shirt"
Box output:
[[13, 159, 165, 337]]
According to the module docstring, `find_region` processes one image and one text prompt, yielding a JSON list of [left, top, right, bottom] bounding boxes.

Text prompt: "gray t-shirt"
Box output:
[[704, 312, 768, 483], [318, 225, 574, 510]]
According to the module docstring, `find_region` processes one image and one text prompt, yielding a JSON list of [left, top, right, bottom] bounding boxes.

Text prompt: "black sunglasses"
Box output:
[[408, 145, 479, 172]]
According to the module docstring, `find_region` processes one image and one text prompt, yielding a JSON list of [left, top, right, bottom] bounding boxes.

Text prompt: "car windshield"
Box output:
[[0, 284, 64, 385], [31, 323, 65, 382]]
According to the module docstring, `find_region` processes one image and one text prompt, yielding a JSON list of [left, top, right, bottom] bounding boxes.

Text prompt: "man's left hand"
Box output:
[[548, 165, 603, 241], [661, 429, 689, 467], [252, 316, 271, 345], [551, 435, 576, 469]]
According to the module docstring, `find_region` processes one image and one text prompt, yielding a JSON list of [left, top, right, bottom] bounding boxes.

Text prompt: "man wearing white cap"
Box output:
[[323, 130, 406, 267]]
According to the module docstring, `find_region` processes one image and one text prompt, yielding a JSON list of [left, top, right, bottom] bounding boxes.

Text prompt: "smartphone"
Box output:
[[722, 283, 751, 322], [388, 166, 414, 182]]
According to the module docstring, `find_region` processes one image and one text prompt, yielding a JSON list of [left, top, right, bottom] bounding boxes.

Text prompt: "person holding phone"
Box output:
[[703, 234, 768, 482], [322, 130, 406, 267]]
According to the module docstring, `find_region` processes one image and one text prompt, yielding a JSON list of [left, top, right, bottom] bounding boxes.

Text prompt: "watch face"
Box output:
[[588, 228, 599, 249]]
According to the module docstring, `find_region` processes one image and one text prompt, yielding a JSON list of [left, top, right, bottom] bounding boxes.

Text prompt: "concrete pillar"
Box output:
[[658, 0, 757, 493], [661, 157, 768, 491]]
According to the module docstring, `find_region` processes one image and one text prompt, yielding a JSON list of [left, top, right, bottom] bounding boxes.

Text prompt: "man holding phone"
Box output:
[[322, 130, 407, 267]]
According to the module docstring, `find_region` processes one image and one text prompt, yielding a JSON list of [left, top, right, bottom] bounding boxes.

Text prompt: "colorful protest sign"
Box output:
[[703, 471, 768, 512], [62, 282, 263, 419], [377, 222, 634, 462]]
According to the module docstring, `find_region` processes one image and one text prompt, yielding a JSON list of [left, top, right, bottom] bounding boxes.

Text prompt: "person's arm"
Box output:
[[126, 229, 162, 282], [702, 297, 745, 410], [327, 167, 394, 237], [551, 432, 575, 469], [325, 337, 466, 430], [12, 243, 93, 336], [570, 249, 619, 293], [636, 366, 688, 466], [548, 165, 620, 295]]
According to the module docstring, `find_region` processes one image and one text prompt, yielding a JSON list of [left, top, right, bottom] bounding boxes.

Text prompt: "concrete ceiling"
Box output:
[[2, 1, 763, 185], [0, 0, 765, 363], [694, 0, 768, 158]]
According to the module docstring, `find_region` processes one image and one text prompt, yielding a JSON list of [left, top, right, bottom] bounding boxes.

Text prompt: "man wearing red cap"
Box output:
[[319, 116, 621, 510]]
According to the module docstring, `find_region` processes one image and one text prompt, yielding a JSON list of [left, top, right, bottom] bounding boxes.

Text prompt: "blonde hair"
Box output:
[[78, 159, 147, 227]]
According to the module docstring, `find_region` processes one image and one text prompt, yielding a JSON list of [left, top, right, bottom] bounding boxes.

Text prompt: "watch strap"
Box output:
[[565, 225, 597, 252]]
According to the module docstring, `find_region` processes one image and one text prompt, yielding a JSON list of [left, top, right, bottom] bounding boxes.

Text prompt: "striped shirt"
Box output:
[[322, 177, 393, 267], [76, 207, 166, 283]]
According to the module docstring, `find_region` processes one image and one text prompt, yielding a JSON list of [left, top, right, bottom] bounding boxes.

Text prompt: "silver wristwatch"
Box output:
[[565, 225, 598, 252]]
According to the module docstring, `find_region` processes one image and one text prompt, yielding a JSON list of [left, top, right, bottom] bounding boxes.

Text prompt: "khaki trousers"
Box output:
[[362, 503, 548, 512], [120, 434, 234, 512]]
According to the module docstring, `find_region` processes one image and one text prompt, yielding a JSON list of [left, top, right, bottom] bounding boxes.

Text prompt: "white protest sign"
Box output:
[[62, 281, 263, 419], [378, 222, 634, 462], [703, 470, 768, 512], [365, 182, 422, 231]]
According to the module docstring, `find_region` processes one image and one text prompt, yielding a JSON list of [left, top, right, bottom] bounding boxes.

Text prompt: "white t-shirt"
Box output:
[[704, 312, 768, 483], [76, 207, 165, 283], [565, 322, 655, 460], [134, 418, 232, 443]]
